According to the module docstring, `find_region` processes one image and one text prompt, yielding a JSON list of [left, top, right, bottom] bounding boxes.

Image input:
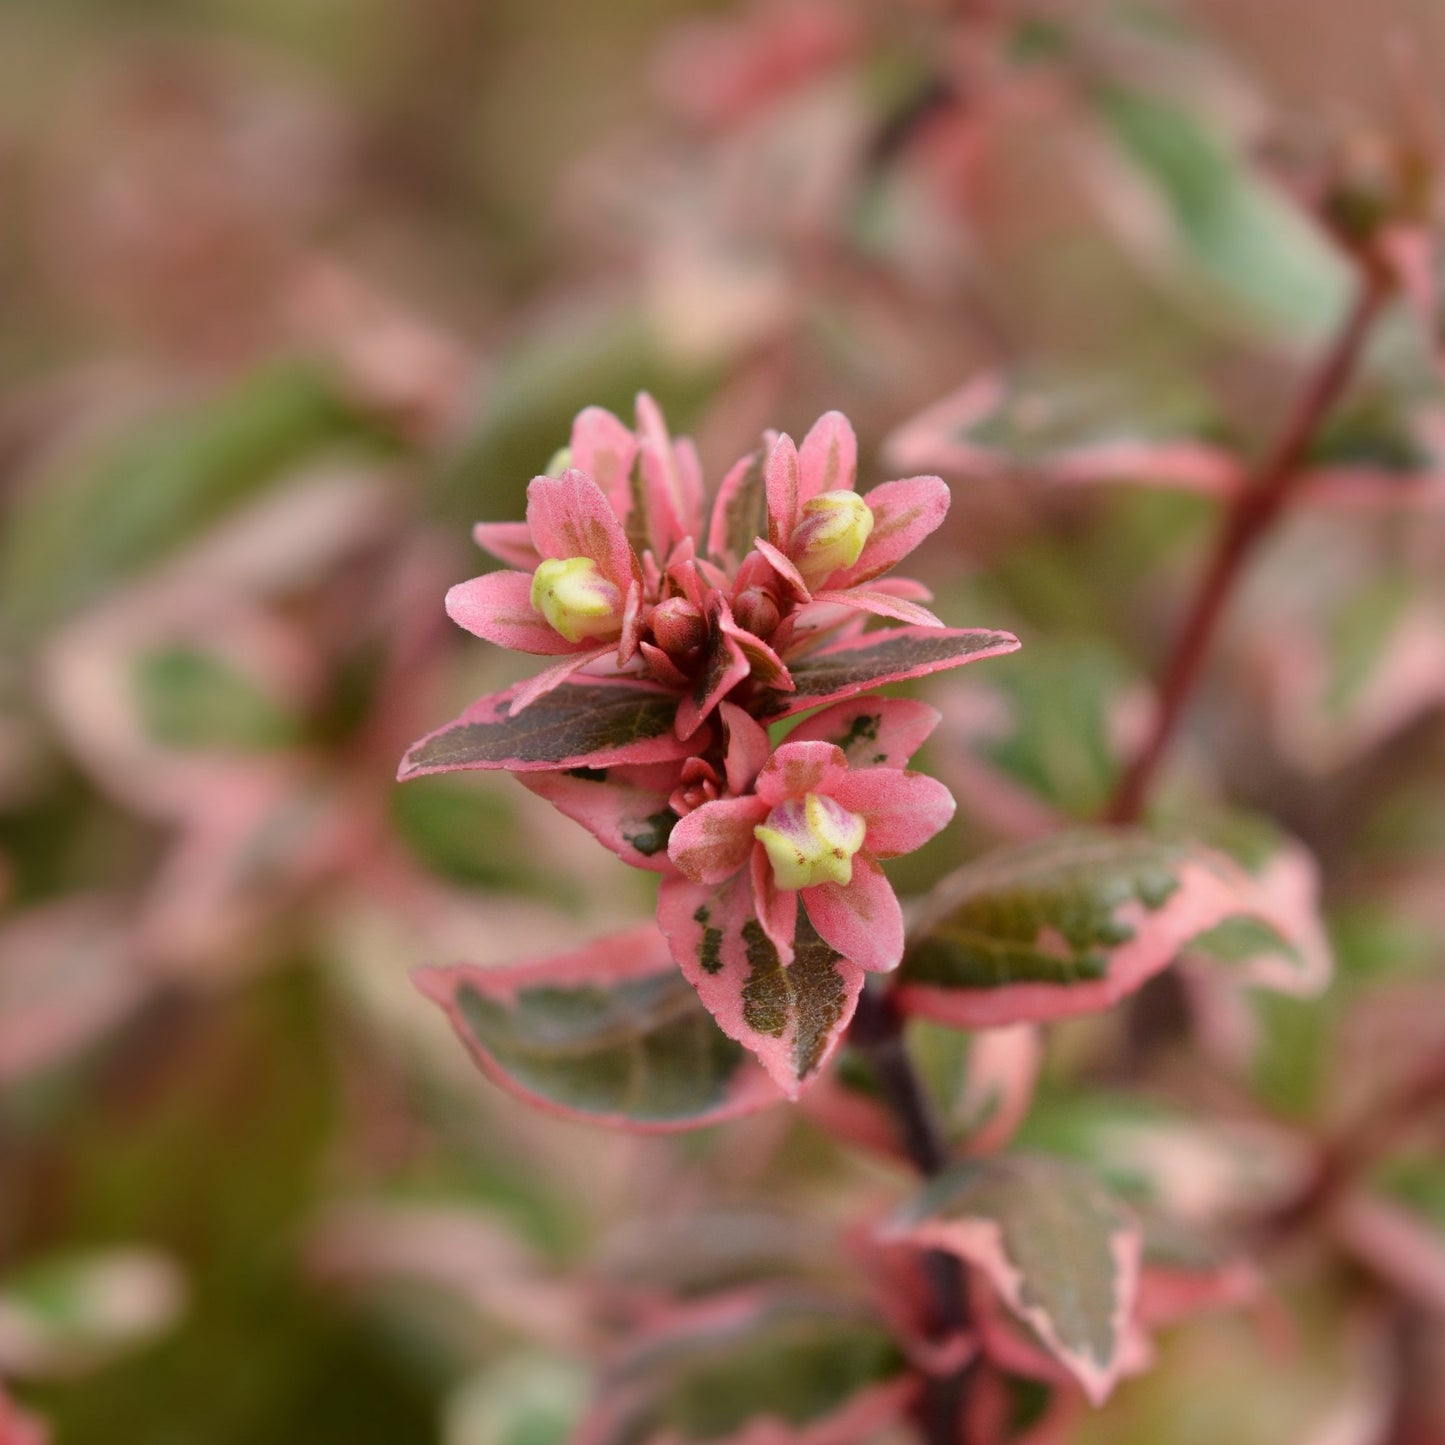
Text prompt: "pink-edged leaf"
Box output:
[[802, 854, 904, 974], [1180, 829, 1332, 996], [706, 450, 766, 568], [444, 570, 578, 655], [764, 432, 801, 549], [668, 796, 769, 885], [762, 627, 1021, 719], [797, 410, 858, 504], [752, 536, 811, 600], [573, 1290, 914, 1445], [882, 372, 1240, 495], [508, 643, 616, 713], [519, 762, 682, 872], [785, 697, 941, 769], [885, 1152, 1142, 1404], [897, 828, 1330, 1029], [826, 475, 951, 590], [570, 405, 639, 519], [0, 1247, 187, 1377], [471, 520, 541, 570], [829, 769, 956, 857], [1134, 1211, 1260, 1328], [414, 926, 779, 1132], [635, 393, 704, 557], [398, 678, 695, 778], [657, 873, 864, 1099], [807, 588, 943, 628], [526, 469, 638, 593]]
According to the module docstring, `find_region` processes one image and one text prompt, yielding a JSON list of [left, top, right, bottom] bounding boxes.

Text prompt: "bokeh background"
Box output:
[[4, 1, 1445, 1441]]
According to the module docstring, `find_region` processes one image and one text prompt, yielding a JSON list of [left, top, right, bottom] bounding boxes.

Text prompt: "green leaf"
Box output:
[[133, 646, 302, 753], [1094, 89, 1351, 342], [898, 827, 1331, 1028], [576, 1292, 910, 1444], [0, 1249, 186, 1376], [959, 637, 1141, 821], [416, 927, 779, 1132], [763, 626, 1020, 718], [0, 363, 396, 634], [399, 679, 693, 777], [445, 1355, 589, 1445], [888, 1152, 1140, 1403]]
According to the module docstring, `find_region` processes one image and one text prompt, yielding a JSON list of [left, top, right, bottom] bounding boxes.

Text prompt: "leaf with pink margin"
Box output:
[[508, 643, 616, 713], [826, 475, 951, 590], [807, 588, 942, 628], [570, 405, 639, 519], [657, 873, 865, 1099], [635, 393, 705, 557], [761, 626, 1020, 719], [882, 371, 1241, 494], [751, 537, 810, 599], [398, 678, 697, 778], [572, 1290, 914, 1445], [785, 697, 940, 769], [414, 927, 779, 1132], [519, 763, 683, 872], [797, 410, 858, 504], [1179, 825, 1333, 997], [885, 1152, 1142, 1404], [897, 828, 1330, 1029], [764, 433, 801, 549], [444, 571, 578, 654], [706, 451, 765, 569], [525, 469, 638, 593], [471, 520, 540, 570]]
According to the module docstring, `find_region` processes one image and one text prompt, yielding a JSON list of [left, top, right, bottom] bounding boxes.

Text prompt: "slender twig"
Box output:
[[1106, 266, 1392, 825], [851, 986, 974, 1445], [1263, 1052, 1445, 1240]]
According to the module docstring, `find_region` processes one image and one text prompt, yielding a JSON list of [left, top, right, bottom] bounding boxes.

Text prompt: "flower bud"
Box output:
[[652, 596, 707, 656], [789, 490, 873, 587], [754, 792, 866, 891], [544, 445, 573, 477], [530, 557, 623, 643], [733, 586, 781, 639]]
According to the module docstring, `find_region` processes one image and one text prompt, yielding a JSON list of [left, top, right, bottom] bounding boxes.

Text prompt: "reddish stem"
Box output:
[[851, 987, 976, 1445], [1106, 267, 1392, 825], [1265, 1052, 1445, 1238]]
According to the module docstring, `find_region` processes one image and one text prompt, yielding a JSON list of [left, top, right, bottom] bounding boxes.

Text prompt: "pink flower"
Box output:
[[661, 706, 955, 973], [444, 465, 645, 711]]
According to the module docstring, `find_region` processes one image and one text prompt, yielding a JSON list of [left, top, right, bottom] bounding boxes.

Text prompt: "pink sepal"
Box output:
[[802, 853, 904, 972], [445, 570, 578, 654]]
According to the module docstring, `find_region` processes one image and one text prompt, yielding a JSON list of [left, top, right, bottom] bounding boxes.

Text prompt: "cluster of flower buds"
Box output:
[[403, 396, 1018, 1093]]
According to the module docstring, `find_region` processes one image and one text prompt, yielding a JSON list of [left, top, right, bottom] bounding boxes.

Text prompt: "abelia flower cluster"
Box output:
[[402, 395, 1018, 1094]]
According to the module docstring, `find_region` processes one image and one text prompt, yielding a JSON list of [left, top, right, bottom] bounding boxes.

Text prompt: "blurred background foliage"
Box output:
[[3, 0, 1445, 1440]]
